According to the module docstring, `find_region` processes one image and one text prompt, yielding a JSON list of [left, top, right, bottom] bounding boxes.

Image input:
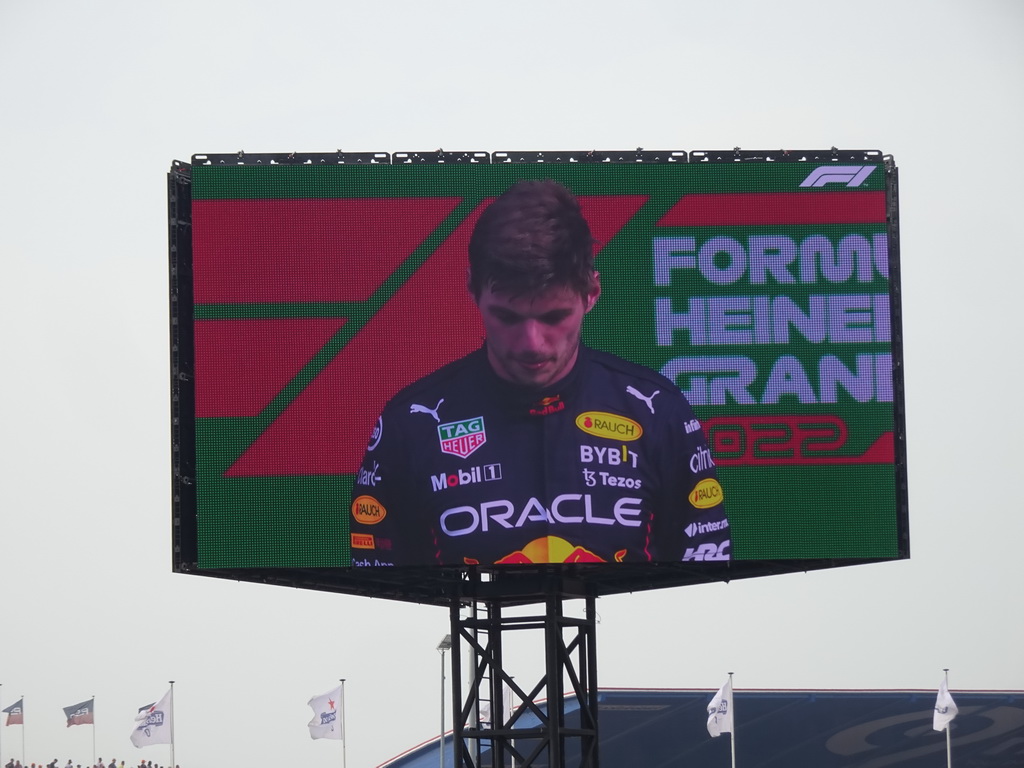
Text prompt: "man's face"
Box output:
[[475, 278, 600, 389]]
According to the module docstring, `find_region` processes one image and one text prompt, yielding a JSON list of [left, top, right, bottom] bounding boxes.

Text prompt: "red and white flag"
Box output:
[[3, 699, 24, 726], [63, 698, 94, 727]]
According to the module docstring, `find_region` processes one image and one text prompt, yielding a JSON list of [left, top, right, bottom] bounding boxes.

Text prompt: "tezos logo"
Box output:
[[351, 495, 387, 525], [688, 478, 723, 508], [582, 469, 642, 489], [575, 412, 642, 442], [438, 417, 487, 459]]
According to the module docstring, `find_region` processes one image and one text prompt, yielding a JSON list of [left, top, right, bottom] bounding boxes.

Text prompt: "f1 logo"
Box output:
[[799, 165, 876, 188]]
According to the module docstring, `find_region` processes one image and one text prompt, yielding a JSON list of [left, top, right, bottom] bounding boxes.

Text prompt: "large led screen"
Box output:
[[169, 150, 907, 602]]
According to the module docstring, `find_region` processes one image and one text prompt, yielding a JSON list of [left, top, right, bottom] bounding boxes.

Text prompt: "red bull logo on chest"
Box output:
[[438, 417, 487, 459]]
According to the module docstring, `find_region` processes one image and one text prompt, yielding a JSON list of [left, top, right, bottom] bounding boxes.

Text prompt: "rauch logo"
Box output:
[[688, 478, 723, 508], [351, 495, 387, 525], [575, 412, 643, 442]]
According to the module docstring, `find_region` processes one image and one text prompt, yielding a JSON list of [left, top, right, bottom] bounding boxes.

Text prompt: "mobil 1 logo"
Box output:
[[431, 463, 502, 492]]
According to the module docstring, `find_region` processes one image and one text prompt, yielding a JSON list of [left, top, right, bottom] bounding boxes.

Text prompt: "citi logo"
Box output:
[[799, 165, 876, 188], [690, 445, 715, 473]]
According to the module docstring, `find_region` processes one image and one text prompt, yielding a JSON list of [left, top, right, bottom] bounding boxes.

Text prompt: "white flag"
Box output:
[[479, 683, 514, 725], [933, 679, 958, 732], [130, 688, 172, 748], [308, 686, 344, 740], [707, 679, 734, 737]]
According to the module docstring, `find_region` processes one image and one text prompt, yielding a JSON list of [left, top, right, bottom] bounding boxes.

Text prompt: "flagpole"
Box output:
[[339, 679, 347, 768], [729, 672, 736, 768], [944, 669, 952, 768], [169, 681, 176, 768]]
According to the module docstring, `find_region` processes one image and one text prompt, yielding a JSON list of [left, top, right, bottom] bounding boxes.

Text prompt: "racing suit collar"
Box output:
[[479, 342, 588, 412]]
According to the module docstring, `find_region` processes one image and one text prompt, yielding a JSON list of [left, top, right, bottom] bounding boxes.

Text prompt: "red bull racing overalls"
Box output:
[[349, 345, 729, 567]]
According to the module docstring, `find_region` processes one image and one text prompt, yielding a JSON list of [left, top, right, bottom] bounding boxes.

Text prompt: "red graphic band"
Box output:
[[219, 195, 648, 477], [192, 197, 462, 304], [703, 414, 893, 465], [657, 192, 886, 227]]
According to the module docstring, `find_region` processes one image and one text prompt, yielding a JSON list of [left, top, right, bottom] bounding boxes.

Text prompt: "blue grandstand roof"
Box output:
[[379, 688, 1024, 768]]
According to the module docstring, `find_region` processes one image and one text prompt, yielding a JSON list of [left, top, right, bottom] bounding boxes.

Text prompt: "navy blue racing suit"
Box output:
[[349, 344, 729, 567]]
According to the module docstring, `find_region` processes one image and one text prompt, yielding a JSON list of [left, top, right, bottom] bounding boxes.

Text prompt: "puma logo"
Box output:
[[410, 398, 444, 422], [626, 386, 660, 414]]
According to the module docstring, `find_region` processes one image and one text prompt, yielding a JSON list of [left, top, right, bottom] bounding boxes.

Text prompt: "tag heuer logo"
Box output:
[[438, 417, 486, 458]]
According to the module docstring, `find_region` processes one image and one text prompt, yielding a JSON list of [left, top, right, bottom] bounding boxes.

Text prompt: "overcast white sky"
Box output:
[[1, 1, 1022, 767]]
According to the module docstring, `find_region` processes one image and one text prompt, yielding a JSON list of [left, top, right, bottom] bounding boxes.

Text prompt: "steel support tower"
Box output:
[[448, 584, 599, 768]]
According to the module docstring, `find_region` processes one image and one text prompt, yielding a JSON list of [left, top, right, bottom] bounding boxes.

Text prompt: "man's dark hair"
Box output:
[[468, 179, 596, 299]]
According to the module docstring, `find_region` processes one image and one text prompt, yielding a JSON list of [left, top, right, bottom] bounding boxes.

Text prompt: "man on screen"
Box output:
[[349, 179, 728, 567]]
